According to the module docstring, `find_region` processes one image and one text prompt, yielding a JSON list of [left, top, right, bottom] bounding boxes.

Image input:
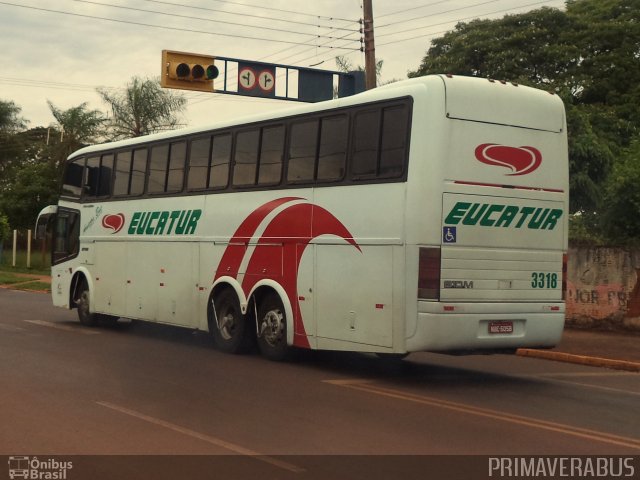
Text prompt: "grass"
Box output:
[[0, 266, 51, 293], [0, 272, 28, 285], [0, 249, 50, 276], [13, 281, 51, 292]]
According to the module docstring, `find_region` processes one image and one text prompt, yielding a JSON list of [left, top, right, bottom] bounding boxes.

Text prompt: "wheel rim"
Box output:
[[260, 309, 284, 347], [217, 304, 237, 340], [78, 291, 90, 319]]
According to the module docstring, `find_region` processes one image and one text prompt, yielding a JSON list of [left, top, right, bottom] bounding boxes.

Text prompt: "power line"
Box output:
[[376, 0, 502, 30], [261, 18, 359, 63], [376, 0, 451, 20], [139, 0, 357, 30], [144, 0, 353, 22], [0, 2, 361, 50], [0, 77, 116, 93], [68, 0, 356, 41], [377, 0, 564, 45]]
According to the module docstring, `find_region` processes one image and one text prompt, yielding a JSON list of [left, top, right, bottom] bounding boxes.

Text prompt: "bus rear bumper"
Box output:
[[407, 303, 565, 353]]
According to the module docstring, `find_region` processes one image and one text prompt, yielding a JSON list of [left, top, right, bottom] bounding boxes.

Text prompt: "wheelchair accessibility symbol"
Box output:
[[443, 226, 457, 243]]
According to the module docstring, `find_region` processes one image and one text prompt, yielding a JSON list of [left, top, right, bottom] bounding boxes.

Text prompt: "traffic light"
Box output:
[[161, 50, 218, 92]]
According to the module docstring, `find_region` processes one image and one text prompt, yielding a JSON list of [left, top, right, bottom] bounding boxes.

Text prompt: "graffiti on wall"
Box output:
[[566, 282, 632, 319], [566, 247, 640, 323]]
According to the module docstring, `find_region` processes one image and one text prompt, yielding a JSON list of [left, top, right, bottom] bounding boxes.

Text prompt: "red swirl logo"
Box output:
[[474, 144, 542, 176], [102, 213, 125, 234]]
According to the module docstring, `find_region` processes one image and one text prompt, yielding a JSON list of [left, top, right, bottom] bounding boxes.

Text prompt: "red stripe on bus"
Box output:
[[240, 202, 360, 349], [453, 180, 564, 193], [215, 197, 302, 281]]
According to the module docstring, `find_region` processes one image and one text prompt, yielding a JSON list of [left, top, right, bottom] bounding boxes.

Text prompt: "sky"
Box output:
[[0, 0, 567, 131]]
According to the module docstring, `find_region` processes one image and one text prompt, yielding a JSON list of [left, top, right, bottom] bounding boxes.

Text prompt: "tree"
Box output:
[[408, 0, 640, 241], [0, 100, 28, 176], [0, 99, 27, 133], [0, 162, 59, 230], [601, 139, 640, 242], [97, 76, 187, 140], [335, 55, 400, 86], [47, 101, 106, 163]]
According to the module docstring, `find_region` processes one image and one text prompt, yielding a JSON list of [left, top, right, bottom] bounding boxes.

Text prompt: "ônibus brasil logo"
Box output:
[[474, 144, 542, 176]]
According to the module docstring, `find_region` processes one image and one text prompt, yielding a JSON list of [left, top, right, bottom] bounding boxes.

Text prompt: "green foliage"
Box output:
[[47, 101, 106, 161], [0, 99, 27, 133], [0, 99, 29, 176], [601, 140, 640, 244], [0, 162, 59, 230], [97, 76, 187, 140], [409, 0, 640, 243], [0, 212, 10, 241]]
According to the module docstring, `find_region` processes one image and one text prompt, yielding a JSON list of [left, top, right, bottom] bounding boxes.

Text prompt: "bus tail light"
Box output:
[[418, 247, 441, 300], [562, 253, 568, 300]]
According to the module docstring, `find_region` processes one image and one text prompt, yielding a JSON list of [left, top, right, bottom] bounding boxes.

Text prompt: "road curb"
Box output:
[[517, 348, 640, 372]]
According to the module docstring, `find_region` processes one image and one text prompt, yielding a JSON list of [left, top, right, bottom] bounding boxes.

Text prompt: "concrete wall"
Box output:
[[566, 247, 640, 330]]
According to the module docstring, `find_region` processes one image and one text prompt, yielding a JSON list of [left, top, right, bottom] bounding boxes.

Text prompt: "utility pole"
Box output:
[[362, 0, 376, 90]]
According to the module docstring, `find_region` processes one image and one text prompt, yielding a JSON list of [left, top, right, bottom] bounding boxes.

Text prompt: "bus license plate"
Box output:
[[488, 321, 513, 334]]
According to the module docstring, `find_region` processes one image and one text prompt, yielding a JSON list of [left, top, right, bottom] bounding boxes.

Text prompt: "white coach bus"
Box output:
[[37, 75, 568, 360]]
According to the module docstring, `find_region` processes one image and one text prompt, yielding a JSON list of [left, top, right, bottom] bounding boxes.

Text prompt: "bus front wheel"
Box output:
[[75, 280, 119, 327], [209, 289, 252, 354], [256, 293, 290, 361]]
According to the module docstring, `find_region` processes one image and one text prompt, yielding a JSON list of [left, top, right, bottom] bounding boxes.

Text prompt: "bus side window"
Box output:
[[258, 125, 284, 185], [62, 158, 85, 198], [287, 119, 318, 184], [233, 129, 259, 187], [379, 105, 409, 178], [97, 154, 114, 197], [148, 144, 169, 194], [130, 148, 148, 196], [188, 136, 212, 191], [209, 133, 231, 190], [113, 150, 132, 196], [317, 115, 347, 182], [84, 156, 100, 198], [351, 109, 380, 178], [167, 141, 186, 193]]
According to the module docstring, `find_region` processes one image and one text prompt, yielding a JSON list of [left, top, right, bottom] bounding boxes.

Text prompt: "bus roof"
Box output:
[[67, 74, 563, 162]]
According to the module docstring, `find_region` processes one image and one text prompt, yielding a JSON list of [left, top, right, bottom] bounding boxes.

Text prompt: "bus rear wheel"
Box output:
[[209, 289, 253, 354], [256, 293, 290, 361]]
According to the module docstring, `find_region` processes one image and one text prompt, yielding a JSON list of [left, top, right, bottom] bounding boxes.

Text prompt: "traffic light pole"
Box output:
[[362, 0, 376, 90]]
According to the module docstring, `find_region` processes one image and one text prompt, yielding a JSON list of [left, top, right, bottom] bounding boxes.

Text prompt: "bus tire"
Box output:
[[75, 280, 99, 327], [256, 293, 290, 361], [209, 289, 253, 354]]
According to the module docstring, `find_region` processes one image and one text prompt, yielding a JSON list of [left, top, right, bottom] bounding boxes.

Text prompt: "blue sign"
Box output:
[[443, 226, 457, 243]]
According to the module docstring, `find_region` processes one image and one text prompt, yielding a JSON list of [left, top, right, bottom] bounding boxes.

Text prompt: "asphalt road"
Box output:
[[1, 289, 639, 478]]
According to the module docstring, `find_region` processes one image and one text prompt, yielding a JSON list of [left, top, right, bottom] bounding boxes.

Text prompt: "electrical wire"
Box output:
[[139, 0, 358, 30], [68, 0, 357, 40], [376, 0, 451, 20], [376, 0, 502, 29], [144, 0, 353, 22], [377, 0, 564, 45], [0, 2, 361, 50]]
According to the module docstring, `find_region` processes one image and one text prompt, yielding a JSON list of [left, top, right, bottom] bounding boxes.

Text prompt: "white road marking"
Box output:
[[96, 401, 304, 473], [325, 379, 640, 451], [24, 319, 101, 335], [0, 323, 25, 332]]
